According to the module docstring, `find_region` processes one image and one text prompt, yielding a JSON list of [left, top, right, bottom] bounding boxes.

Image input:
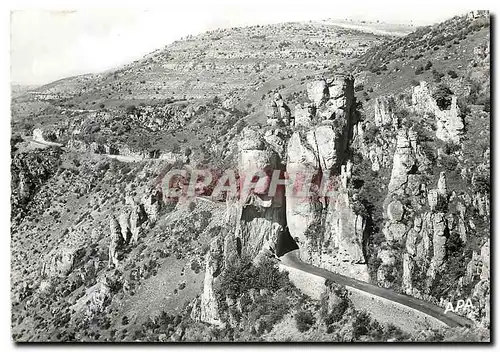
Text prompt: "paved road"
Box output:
[[280, 250, 473, 328]]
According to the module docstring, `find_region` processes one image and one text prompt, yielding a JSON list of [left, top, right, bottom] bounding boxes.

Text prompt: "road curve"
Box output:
[[280, 250, 473, 328]]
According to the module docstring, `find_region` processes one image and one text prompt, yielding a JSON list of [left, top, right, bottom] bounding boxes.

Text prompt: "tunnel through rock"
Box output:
[[275, 225, 299, 257]]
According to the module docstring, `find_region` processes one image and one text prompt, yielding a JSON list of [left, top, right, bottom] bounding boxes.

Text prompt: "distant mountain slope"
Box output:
[[320, 19, 415, 37], [15, 22, 388, 109]]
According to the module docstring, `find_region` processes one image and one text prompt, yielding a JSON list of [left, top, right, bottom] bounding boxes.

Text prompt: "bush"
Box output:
[[432, 69, 445, 83], [352, 311, 371, 338], [364, 124, 380, 144], [355, 84, 364, 92], [295, 310, 316, 332], [432, 84, 454, 110], [444, 142, 461, 154], [126, 105, 137, 114], [483, 99, 490, 113], [324, 298, 349, 325], [457, 97, 471, 117], [448, 70, 458, 79], [216, 256, 292, 302], [415, 66, 424, 75], [474, 175, 490, 194], [424, 61, 433, 70]]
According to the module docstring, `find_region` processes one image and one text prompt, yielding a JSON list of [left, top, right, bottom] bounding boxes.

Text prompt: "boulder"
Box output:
[[387, 200, 404, 221]]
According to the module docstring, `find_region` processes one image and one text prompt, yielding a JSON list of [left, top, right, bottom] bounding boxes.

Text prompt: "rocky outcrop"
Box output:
[[118, 212, 132, 243], [197, 75, 373, 328], [108, 216, 124, 268], [374, 96, 398, 128], [11, 148, 62, 223], [41, 245, 85, 278], [425, 213, 448, 284], [199, 237, 225, 327], [129, 201, 147, 244], [141, 188, 164, 223], [387, 129, 418, 194], [107, 193, 153, 267], [306, 80, 330, 107], [285, 75, 368, 280], [294, 103, 315, 127], [412, 81, 464, 144], [460, 239, 490, 326], [72, 277, 111, 321], [235, 127, 286, 258], [266, 92, 291, 126]]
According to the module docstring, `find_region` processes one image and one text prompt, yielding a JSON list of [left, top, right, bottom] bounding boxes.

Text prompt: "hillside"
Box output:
[[10, 12, 490, 343]]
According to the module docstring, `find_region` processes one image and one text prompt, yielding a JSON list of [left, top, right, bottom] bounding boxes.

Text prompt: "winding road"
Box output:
[[280, 250, 473, 328]]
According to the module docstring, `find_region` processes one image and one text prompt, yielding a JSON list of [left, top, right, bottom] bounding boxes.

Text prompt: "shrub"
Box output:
[[432, 69, 445, 83], [483, 99, 490, 113], [432, 84, 454, 110], [474, 174, 490, 194], [364, 124, 380, 144], [444, 142, 461, 154], [295, 310, 316, 332], [415, 66, 424, 75], [410, 79, 420, 87], [216, 256, 292, 303], [440, 155, 458, 171], [355, 84, 364, 92], [457, 97, 471, 117], [424, 61, 433, 70], [126, 105, 137, 114], [352, 311, 371, 338], [448, 70, 458, 79], [324, 298, 349, 325]]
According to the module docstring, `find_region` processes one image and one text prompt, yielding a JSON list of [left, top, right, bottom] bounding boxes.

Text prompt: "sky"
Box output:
[[10, 1, 480, 85]]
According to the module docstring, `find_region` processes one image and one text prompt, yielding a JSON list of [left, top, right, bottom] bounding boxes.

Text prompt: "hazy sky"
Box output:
[[10, 1, 478, 85]]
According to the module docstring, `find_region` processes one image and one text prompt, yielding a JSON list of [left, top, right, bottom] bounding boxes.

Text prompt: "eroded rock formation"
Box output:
[[412, 81, 464, 144]]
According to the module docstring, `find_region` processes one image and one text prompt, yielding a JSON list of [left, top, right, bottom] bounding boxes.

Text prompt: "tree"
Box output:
[[295, 310, 316, 332], [432, 84, 453, 110], [126, 105, 137, 115]]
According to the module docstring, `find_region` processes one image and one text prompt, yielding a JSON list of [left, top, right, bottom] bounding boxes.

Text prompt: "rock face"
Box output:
[[376, 125, 456, 290], [266, 92, 291, 126], [306, 80, 330, 107], [425, 213, 448, 283], [294, 103, 315, 127], [129, 202, 147, 244], [284, 75, 368, 280], [41, 246, 84, 278], [200, 238, 225, 327], [387, 200, 404, 221], [412, 81, 464, 144], [141, 188, 164, 223], [108, 216, 124, 268], [374, 96, 398, 128], [387, 129, 418, 194], [72, 277, 111, 321], [235, 127, 287, 258], [462, 239, 490, 326]]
